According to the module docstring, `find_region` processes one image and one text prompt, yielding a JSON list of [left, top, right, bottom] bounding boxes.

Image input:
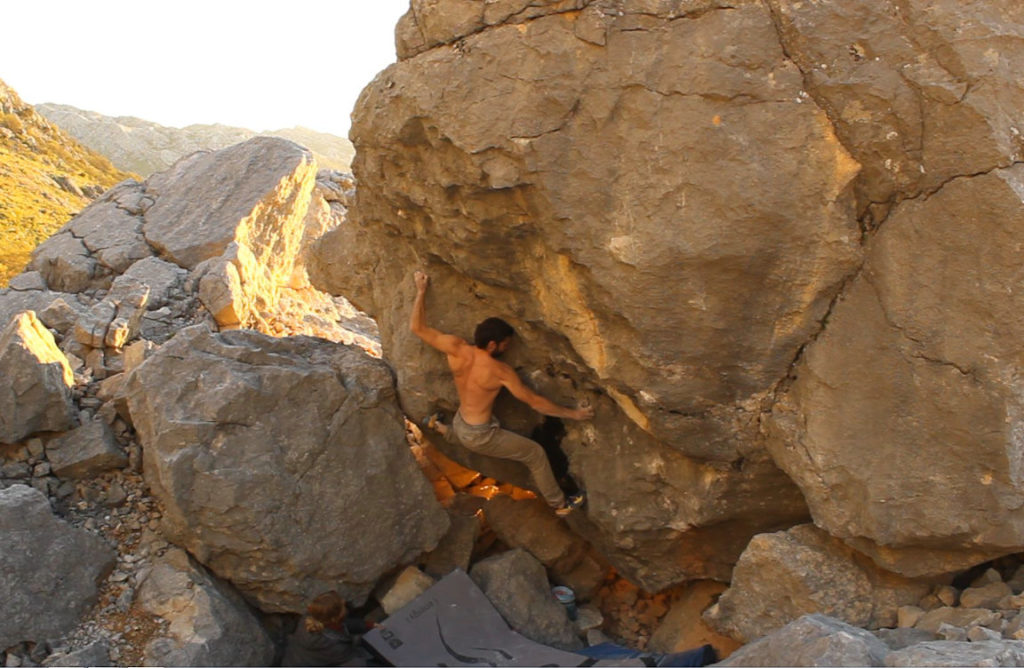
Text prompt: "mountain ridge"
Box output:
[[36, 103, 355, 177]]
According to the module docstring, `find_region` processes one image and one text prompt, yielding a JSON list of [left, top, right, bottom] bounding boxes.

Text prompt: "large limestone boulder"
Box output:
[[145, 137, 317, 328], [0, 484, 116, 647], [705, 524, 931, 642], [311, 0, 848, 590], [766, 0, 1024, 213], [310, 0, 1024, 591], [766, 166, 1024, 577], [136, 547, 275, 667], [0, 311, 76, 443], [125, 325, 449, 612]]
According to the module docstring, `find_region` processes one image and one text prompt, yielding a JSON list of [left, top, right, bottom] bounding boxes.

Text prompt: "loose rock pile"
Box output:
[[0, 137, 430, 667]]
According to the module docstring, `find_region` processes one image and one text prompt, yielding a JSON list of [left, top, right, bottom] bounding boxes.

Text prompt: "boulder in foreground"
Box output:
[[126, 325, 449, 612], [0, 484, 116, 648]]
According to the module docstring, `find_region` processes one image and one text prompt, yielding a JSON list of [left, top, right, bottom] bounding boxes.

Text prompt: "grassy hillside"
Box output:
[[0, 79, 132, 285]]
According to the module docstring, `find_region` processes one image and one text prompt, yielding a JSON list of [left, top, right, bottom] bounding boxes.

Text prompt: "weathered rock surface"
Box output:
[[0, 288, 86, 337], [42, 640, 111, 667], [420, 511, 480, 578], [0, 311, 76, 443], [767, 0, 1024, 211], [913, 607, 1002, 635], [485, 495, 607, 598], [45, 418, 127, 479], [0, 484, 116, 647], [136, 547, 275, 667], [885, 640, 1024, 667], [71, 275, 149, 350], [715, 614, 890, 667], [470, 549, 582, 651], [649, 581, 742, 659], [766, 166, 1024, 577], [31, 195, 150, 293], [126, 325, 448, 611], [144, 137, 316, 328], [316, 0, 1024, 590], [706, 524, 931, 642], [315, 0, 853, 589], [375, 566, 437, 615]]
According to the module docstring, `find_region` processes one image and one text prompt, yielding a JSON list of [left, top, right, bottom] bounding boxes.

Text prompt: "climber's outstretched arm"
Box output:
[[410, 270, 466, 356]]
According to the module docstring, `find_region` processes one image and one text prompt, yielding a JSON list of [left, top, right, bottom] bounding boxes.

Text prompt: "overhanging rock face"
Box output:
[[310, 0, 1024, 588]]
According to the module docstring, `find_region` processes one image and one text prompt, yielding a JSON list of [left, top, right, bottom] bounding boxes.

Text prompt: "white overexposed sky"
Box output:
[[0, 0, 410, 138]]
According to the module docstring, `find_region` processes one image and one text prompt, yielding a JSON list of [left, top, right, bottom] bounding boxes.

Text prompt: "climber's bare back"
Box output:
[[446, 341, 513, 425]]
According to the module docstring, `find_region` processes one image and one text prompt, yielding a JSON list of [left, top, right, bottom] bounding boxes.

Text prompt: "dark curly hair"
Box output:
[[473, 317, 515, 349]]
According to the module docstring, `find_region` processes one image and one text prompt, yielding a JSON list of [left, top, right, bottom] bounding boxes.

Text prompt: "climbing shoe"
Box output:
[[422, 412, 445, 434], [555, 492, 586, 517]]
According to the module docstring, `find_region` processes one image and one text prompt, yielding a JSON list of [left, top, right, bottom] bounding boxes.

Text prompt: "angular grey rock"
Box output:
[[485, 495, 606, 599], [42, 640, 109, 667], [914, 607, 1002, 634], [122, 339, 157, 375], [706, 524, 930, 642], [143, 137, 314, 268], [421, 511, 480, 579], [0, 485, 116, 647], [45, 419, 127, 479], [874, 627, 937, 651], [715, 614, 889, 667], [7, 272, 46, 292], [37, 297, 86, 336], [937, 623, 967, 642], [967, 626, 1002, 643], [0, 312, 76, 444], [126, 325, 449, 611], [62, 198, 151, 276], [136, 547, 274, 667], [0, 290, 81, 334], [470, 549, 582, 651], [29, 234, 99, 293], [140, 137, 319, 329], [885, 640, 1024, 667], [29, 191, 152, 295], [72, 274, 149, 350], [122, 256, 186, 309], [960, 582, 1013, 610]]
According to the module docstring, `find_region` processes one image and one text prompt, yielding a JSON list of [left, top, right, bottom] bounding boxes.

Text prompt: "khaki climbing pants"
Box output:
[[447, 411, 566, 508]]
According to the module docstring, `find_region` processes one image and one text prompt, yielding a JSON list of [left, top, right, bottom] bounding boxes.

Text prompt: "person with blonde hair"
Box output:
[[282, 591, 379, 666]]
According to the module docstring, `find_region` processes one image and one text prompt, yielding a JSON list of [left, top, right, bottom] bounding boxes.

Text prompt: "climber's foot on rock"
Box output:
[[555, 492, 585, 518], [422, 412, 448, 437]]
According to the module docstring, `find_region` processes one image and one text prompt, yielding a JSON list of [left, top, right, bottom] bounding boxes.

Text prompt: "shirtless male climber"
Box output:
[[410, 270, 594, 517]]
